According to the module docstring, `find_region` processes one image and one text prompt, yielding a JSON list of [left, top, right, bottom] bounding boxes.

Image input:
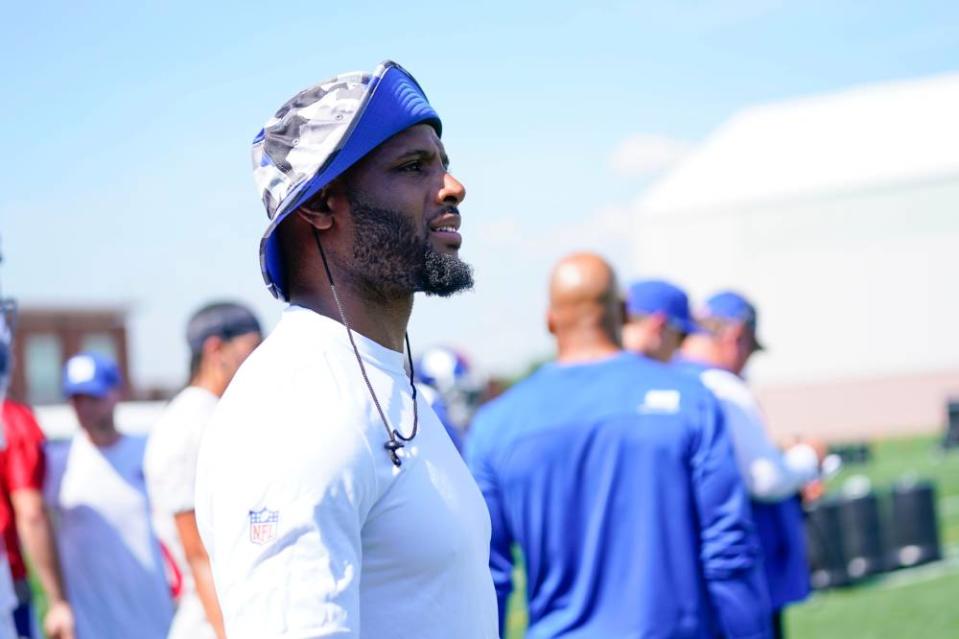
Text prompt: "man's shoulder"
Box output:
[[148, 387, 216, 444], [475, 353, 707, 415], [202, 338, 373, 472], [43, 439, 72, 491], [619, 353, 708, 390], [120, 433, 149, 460], [1, 399, 45, 442], [699, 368, 755, 405]]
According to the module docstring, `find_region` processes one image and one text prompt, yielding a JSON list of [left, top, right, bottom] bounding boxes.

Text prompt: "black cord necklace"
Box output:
[[312, 229, 418, 467]]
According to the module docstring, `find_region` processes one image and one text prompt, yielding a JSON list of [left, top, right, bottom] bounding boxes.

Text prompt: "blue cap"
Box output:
[[626, 279, 700, 335], [62, 352, 122, 398], [702, 290, 764, 350], [252, 61, 442, 300]]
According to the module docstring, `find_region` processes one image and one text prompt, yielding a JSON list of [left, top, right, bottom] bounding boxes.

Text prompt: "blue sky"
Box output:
[[2, 1, 958, 388]]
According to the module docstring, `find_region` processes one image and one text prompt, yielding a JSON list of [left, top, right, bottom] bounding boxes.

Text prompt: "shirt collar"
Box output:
[[282, 305, 407, 375]]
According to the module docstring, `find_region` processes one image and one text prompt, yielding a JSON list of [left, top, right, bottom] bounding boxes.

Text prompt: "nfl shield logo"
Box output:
[[249, 508, 279, 545]]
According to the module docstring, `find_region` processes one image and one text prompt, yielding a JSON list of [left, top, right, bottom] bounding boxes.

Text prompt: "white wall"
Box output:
[[633, 177, 959, 386]]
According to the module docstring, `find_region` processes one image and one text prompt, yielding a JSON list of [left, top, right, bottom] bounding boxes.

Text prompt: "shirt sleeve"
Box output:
[[145, 426, 201, 515], [3, 404, 46, 492], [200, 410, 379, 639], [702, 371, 817, 503], [464, 411, 514, 637], [688, 391, 772, 639]]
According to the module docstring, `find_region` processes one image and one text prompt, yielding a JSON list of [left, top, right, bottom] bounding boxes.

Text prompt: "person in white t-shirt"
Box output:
[[46, 352, 173, 639], [194, 61, 498, 639], [145, 302, 261, 639]]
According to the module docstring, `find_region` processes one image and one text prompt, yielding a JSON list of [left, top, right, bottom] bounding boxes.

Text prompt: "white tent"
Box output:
[[634, 72, 959, 439]]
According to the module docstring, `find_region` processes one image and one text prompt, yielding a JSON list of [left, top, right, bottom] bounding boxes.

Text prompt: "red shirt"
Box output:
[[0, 400, 47, 580]]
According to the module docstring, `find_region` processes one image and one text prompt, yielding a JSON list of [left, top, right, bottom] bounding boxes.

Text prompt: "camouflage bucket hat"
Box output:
[[252, 60, 442, 300]]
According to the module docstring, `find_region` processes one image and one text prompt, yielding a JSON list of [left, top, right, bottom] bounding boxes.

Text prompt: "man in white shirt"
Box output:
[[676, 291, 825, 639], [47, 353, 173, 639], [146, 302, 261, 639], [195, 61, 498, 639]]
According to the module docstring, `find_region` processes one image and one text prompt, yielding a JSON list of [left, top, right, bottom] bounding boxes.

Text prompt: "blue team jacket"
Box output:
[[672, 357, 811, 611], [467, 353, 771, 639]]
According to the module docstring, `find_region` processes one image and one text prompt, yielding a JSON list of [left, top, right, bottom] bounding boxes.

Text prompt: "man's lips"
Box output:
[[428, 210, 462, 248]]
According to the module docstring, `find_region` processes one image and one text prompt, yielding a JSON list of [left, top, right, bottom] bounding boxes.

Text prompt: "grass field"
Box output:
[[505, 434, 959, 639]]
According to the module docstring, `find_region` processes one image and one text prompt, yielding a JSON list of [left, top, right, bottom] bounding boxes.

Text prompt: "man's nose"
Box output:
[[438, 171, 466, 205]]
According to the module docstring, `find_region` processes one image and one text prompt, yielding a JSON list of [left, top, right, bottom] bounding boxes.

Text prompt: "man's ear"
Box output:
[[296, 200, 334, 232], [650, 312, 668, 333], [719, 321, 743, 347], [296, 182, 350, 232], [201, 335, 225, 361]]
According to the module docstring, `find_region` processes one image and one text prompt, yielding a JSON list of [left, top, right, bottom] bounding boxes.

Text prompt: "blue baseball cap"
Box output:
[[252, 60, 442, 300], [626, 279, 700, 335], [702, 290, 765, 350], [62, 352, 122, 398]]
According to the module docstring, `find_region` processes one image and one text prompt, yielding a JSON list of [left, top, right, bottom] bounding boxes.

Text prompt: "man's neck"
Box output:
[[679, 336, 719, 367], [85, 424, 121, 448], [291, 285, 413, 353], [192, 371, 226, 398], [555, 331, 621, 365]]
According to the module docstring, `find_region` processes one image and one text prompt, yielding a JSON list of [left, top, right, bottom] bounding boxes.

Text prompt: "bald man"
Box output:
[[466, 253, 770, 639]]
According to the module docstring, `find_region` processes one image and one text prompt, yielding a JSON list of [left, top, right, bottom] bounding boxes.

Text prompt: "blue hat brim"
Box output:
[[63, 380, 114, 398], [260, 62, 442, 300]]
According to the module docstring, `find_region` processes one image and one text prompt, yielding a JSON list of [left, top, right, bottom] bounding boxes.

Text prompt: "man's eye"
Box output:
[[400, 160, 424, 172]]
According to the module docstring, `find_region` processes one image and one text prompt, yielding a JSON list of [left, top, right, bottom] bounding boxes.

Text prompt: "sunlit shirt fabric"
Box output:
[[194, 306, 497, 639]]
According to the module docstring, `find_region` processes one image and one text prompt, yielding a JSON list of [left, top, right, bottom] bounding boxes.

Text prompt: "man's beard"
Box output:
[[342, 191, 474, 300]]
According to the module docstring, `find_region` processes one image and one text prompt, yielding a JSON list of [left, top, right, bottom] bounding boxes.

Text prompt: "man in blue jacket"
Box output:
[[467, 253, 770, 639]]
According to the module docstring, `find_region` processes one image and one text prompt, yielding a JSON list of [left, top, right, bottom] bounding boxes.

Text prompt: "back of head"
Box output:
[[684, 290, 764, 374], [547, 253, 622, 358], [187, 302, 262, 380], [623, 279, 699, 362]]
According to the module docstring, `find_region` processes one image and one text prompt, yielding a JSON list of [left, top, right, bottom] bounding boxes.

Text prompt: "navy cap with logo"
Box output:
[[626, 279, 701, 335], [252, 60, 442, 301]]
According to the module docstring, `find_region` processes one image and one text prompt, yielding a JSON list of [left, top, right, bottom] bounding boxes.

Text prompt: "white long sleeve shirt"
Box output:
[[699, 368, 819, 502]]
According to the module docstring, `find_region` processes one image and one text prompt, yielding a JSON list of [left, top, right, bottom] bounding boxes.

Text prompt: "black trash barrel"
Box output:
[[945, 399, 959, 449], [887, 479, 941, 569], [805, 496, 849, 589], [839, 489, 885, 580]]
